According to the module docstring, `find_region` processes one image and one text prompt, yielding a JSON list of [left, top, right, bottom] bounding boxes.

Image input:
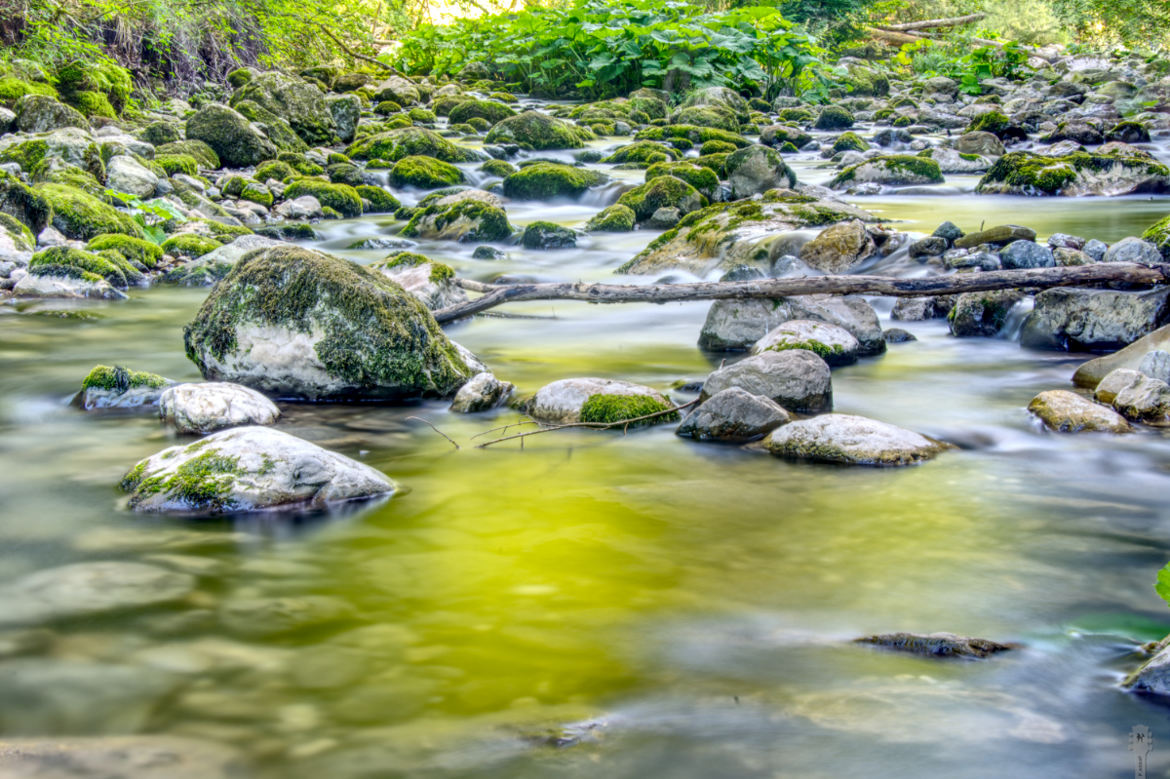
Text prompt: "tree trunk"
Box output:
[[875, 14, 986, 32], [434, 263, 1170, 324]]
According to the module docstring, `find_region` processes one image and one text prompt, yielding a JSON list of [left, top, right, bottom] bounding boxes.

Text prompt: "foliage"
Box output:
[[891, 36, 1030, 94], [394, 0, 832, 100], [1157, 561, 1170, 608], [103, 190, 186, 244]]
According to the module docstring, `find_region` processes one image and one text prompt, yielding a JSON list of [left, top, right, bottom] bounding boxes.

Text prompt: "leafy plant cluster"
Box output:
[[393, 0, 832, 100], [892, 36, 1031, 95]]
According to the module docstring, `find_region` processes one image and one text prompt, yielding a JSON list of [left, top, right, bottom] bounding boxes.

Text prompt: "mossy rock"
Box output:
[[964, 111, 1023, 141], [832, 131, 869, 154], [585, 204, 636, 232], [284, 179, 363, 218], [520, 221, 576, 249], [183, 245, 475, 400], [229, 71, 335, 146], [346, 126, 480, 163], [617, 176, 705, 223], [600, 141, 679, 168], [700, 140, 736, 155], [156, 140, 220, 170], [185, 103, 277, 168], [326, 162, 364, 188], [239, 182, 274, 208], [778, 107, 813, 123], [355, 185, 401, 214], [668, 105, 739, 133], [479, 159, 516, 178], [254, 160, 297, 182], [484, 110, 584, 150], [82, 364, 168, 392], [448, 100, 516, 125], [635, 124, 749, 148], [830, 155, 943, 189], [276, 152, 324, 177], [69, 90, 116, 119], [579, 393, 677, 426], [402, 192, 512, 243], [465, 117, 491, 133], [226, 68, 255, 89], [374, 100, 402, 116], [976, 150, 1170, 197], [501, 162, 604, 200], [231, 99, 309, 154], [0, 212, 35, 251], [814, 105, 854, 130], [13, 95, 87, 133], [645, 161, 719, 201], [408, 107, 436, 123], [389, 155, 463, 189], [56, 59, 131, 112], [0, 171, 52, 234], [37, 183, 144, 240], [86, 234, 163, 269], [162, 233, 222, 259], [29, 245, 142, 288], [0, 77, 57, 105], [154, 154, 198, 177], [254, 223, 318, 241]]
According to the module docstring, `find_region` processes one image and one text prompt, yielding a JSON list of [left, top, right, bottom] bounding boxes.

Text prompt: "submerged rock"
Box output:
[[765, 414, 949, 467], [528, 378, 676, 425], [120, 425, 395, 514], [854, 632, 1014, 658], [450, 372, 514, 413], [183, 246, 476, 400], [676, 387, 789, 443], [159, 382, 280, 434], [1020, 288, 1170, 351], [0, 736, 244, 779], [701, 350, 831, 413], [1027, 390, 1132, 433]]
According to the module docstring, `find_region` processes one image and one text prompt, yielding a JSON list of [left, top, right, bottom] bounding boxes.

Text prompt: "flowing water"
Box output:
[[4, 120, 1170, 777]]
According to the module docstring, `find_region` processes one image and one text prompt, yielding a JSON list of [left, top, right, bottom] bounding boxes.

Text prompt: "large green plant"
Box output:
[[395, 0, 830, 100]]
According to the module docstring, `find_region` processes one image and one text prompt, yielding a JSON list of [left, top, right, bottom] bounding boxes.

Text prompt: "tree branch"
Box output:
[[874, 13, 986, 32], [317, 23, 399, 74], [435, 263, 1170, 324], [475, 400, 699, 449]]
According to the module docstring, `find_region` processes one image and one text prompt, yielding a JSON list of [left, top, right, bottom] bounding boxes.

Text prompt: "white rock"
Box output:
[[274, 195, 323, 220], [105, 155, 160, 197], [529, 377, 671, 424], [765, 413, 949, 466], [159, 382, 280, 433], [450, 372, 514, 413], [12, 273, 126, 300], [750, 319, 860, 366], [0, 736, 243, 778]]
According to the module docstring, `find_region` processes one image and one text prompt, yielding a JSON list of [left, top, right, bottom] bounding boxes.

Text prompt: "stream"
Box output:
[[3, 115, 1170, 777]]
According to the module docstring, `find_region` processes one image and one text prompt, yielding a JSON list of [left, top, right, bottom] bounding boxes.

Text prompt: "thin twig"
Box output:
[[470, 419, 540, 440], [476, 400, 699, 449], [405, 416, 460, 450]]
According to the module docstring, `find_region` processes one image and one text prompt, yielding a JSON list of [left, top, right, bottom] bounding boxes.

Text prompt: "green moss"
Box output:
[[156, 140, 219, 169], [389, 155, 463, 188], [276, 152, 324, 176], [502, 162, 604, 200], [600, 141, 678, 167], [37, 183, 144, 241], [284, 179, 363, 218], [0, 77, 57, 104], [327, 162, 364, 187], [129, 450, 242, 512], [585, 203, 636, 232], [69, 90, 116, 119], [976, 150, 1168, 196], [763, 340, 844, 360], [82, 364, 167, 392], [1141, 214, 1170, 259], [0, 212, 34, 250], [778, 108, 813, 123], [635, 124, 749, 148], [375, 250, 455, 283], [479, 159, 516, 177], [193, 219, 253, 242], [0, 171, 52, 234], [669, 105, 739, 132], [254, 160, 297, 182], [814, 105, 854, 130], [579, 393, 677, 426], [832, 131, 869, 154], [355, 185, 401, 214], [29, 246, 141, 287], [239, 182, 273, 207], [226, 68, 254, 89], [966, 111, 1010, 136], [154, 154, 198, 177], [346, 126, 478, 163], [700, 140, 736, 155], [402, 198, 512, 242], [617, 175, 704, 221], [162, 233, 222, 259], [830, 154, 943, 188], [0, 139, 49, 177], [484, 110, 584, 150], [85, 234, 163, 269], [56, 59, 131, 112], [645, 161, 718, 199]]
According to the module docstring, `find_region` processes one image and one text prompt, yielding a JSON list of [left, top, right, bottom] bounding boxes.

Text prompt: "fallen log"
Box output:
[[875, 13, 986, 32], [866, 26, 1057, 63], [435, 263, 1170, 324]]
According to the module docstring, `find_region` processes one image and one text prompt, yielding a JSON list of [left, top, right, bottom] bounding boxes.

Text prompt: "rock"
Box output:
[[1124, 637, 1170, 695], [955, 131, 1005, 157], [11, 272, 124, 300], [646, 207, 680, 229], [765, 414, 949, 467], [854, 632, 1013, 658], [1138, 350, 1170, 383], [700, 294, 884, 355], [814, 105, 853, 130], [346, 127, 480, 163], [1073, 324, 1170, 388], [999, 240, 1054, 269], [1027, 390, 1132, 433], [1103, 236, 1162, 265], [616, 175, 704, 223], [13, 95, 86, 133], [923, 147, 993, 174], [0, 171, 51, 235], [724, 144, 796, 198], [520, 221, 576, 249], [908, 236, 948, 259], [185, 103, 276, 168], [37, 183, 144, 241], [450, 372, 514, 413], [798, 219, 876, 274], [502, 162, 604, 200], [976, 150, 1170, 196], [750, 319, 859, 366], [327, 94, 361, 143], [1094, 368, 1145, 405], [528, 378, 675, 425], [953, 224, 1036, 249], [162, 234, 285, 286], [120, 425, 395, 514], [1094, 369, 1170, 425], [1142, 215, 1170, 260], [676, 387, 789, 443], [184, 246, 476, 399], [104, 155, 158, 198], [389, 155, 462, 189], [892, 296, 952, 321], [370, 251, 465, 310], [948, 290, 1025, 337], [230, 71, 335, 145], [0, 736, 243, 779], [449, 99, 516, 125], [159, 382, 280, 434], [830, 155, 943, 190], [883, 327, 916, 343], [401, 189, 511, 243], [219, 594, 355, 637], [77, 364, 171, 410], [585, 204, 635, 232], [0, 562, 195, 628], [484, 110, 583, 150], [274, 195, 323, 220], [701, 350, 831, 413], [1020, 288, 1170, 351]]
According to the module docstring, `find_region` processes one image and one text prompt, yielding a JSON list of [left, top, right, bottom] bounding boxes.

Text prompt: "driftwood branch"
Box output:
[[875, 13, 986, 32], [475, 400, 699, 449], [866, 25, 1057, 63], [435, 263, 1170, 324], [405, 416, 460, 450]]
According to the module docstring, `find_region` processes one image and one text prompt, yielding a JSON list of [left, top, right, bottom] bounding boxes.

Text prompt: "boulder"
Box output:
[[1027, 389, 1132, 433], [1142, 215, 1170, 260], [484, 111, 583, 150], [700, 294, 885, 355], [765, 414, 950, 467], [1139, 350, 1170, 384], [401, 189, 512, 243], [676, 387, 790, 443], [1103, 236, 1162, 265], [949, 290, 1025, 338], [830, 155, 943, 190], [13, 95, 86, 133], [450, 372, 514, 413], [185, 104, 276, 168], [373, 75, 420, 105], [230, 71, 335, 145], [346, 127, 480, 163], [750, 319, 859, 366], [77, 364, 171, 410], [0, 171, 52, 235], [616, 176, 704, 223], [183, 246, 477, 400], [955, 131, 1005, 157], [700, 350, 831, 413], [12, 272, 124, 300], [1072, 324, 1170, 388], [327, 94, 361, 143], [1094, 369, 1170, 425], [520, 221, 576, 249], [162, 235, 285, 286], [502, 162, 604, 200], [120, 426, 395, 514], [1020, 288, 1170, 351], [585, 204, 635, 232], [105, 155, 158, 198], [724, 144, 796, 198], [528, 378, 675, 425], [159, 382, 280, 434], [976, 150, 1170, 196], [798, 219, 876, 274]]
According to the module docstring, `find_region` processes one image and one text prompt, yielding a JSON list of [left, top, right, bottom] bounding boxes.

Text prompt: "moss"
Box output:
[[376, 250, 455, 283], [183, 245, 471, 398], [966, 111, 1010, 136], [644, 161, 718, 199], [479, 159, 516, 177], [346, 126, 479, 163], [830, 154, 943, 188], [579, 393, 677, 426], [763, 339, 844, 360], [0, 212, 35, 250], [69, 90, 116, 119], [778, 108, 813, 123], [30, 246, 142, 287], [239, 182, 274, 207], [56, 59, 131, 112], [226, 68, 254, 89], [255, 223, 318, 241], [402, 198, 512, 243], [374, 100, 402, 115], [254, 160, 297, 182], [502, 162, 604, 200], [976, 150, 1169, 196], [832, 131, 869, 154], [327, 162, 364, 187], [37, 183, 145, 241], [814, 105, 854, 130], [484, 110, 584, 150], [162, 233, 222, 259], [585, 203, 636, 232], [0, 171, 53, 234], [635, 124, 749, 148], [520, 221, 576, 249], [129, 450, 243, 512], [0, 77, 57, 104], [355, 185, 401, 214], [156, 140, 220, 169], [389, 155, 464, 189], [600, 141, 679, 167], [276, 152, 324, 176], [82, 364, 168, 392], [1141, 214, 1170, 259], [284, 179, 363, 218], [154, 154, 198, 177], [617, 175, 704, 222], [327, 152, 351, 166], [0, 139, 49, 177], [85, 234, 163, 269], [192, 219, 253, 241], [700, 140, 736, 155], [406, 107, 436, 123], [669, 105, 739, 132]]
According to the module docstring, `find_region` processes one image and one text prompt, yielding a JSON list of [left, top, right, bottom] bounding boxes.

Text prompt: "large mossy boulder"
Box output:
[[725, 144, 797, 199], [13, 95, 87, 133], [0, 170, 52, 234], [484, 110, 584, 150], [346, 127, 480, 163], [231, 99, 309, 154], [830, 155, 944, 189], [401, 189, 512, 243], [601, 141, 679, 167], [389, 155, 463, 189], [28, 245, 142, 288], [36, 183, 144, 240], [448, 99, 516, 125], [185, 104, 276, 168], [502, 162, 604, 200], [183, 245, 478, 400], [283, 179, 363, 218], [976, 150, 1170, 197], [327, 94, 361, 144], [229, 71, 335, 146], [645, 161, 719, 201], [616, 175, 705, 223], [120, 426, 394, 514]]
